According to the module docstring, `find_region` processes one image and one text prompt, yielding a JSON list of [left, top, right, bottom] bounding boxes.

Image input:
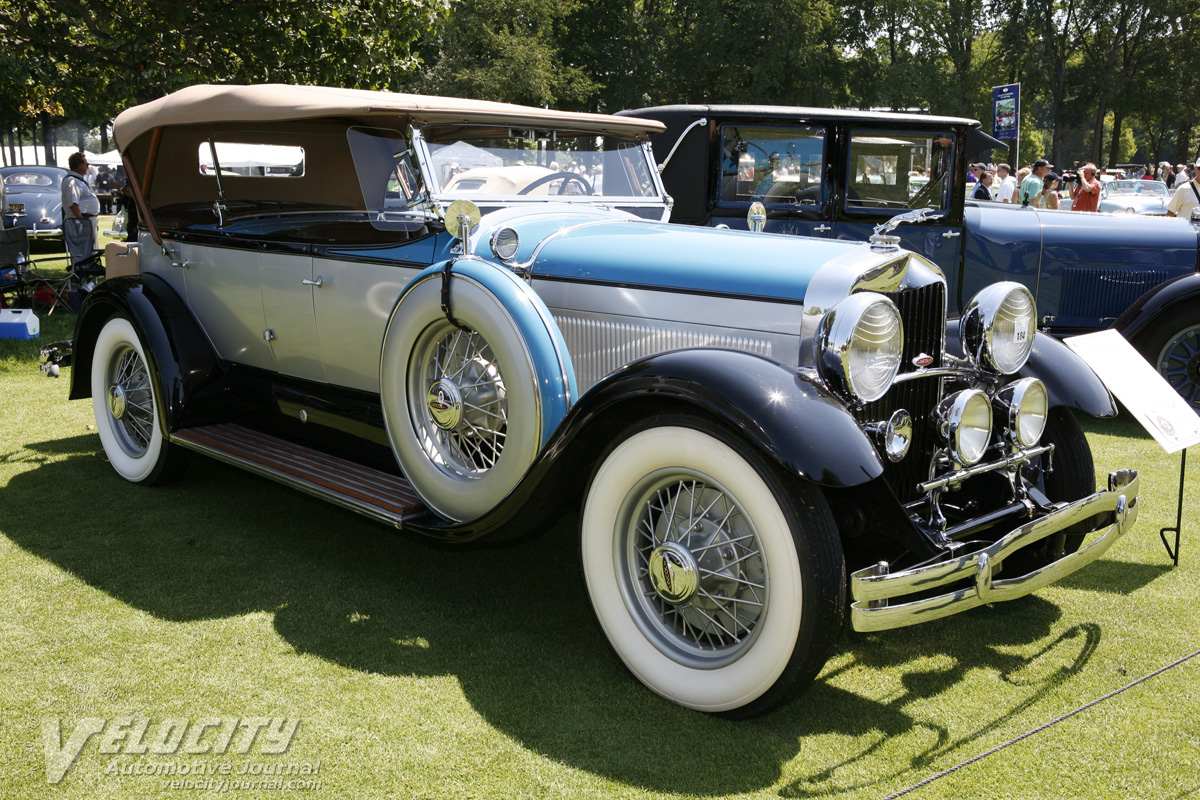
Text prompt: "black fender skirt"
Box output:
[[406, 348, 885, 541]]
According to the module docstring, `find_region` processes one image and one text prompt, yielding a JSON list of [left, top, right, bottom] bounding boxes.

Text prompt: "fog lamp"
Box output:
[[995, 378, 1048, 447], [936, 389, 993, 465]]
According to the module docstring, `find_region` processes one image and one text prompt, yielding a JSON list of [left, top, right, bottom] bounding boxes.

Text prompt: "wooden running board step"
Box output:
[[172, 423, 428, 528]]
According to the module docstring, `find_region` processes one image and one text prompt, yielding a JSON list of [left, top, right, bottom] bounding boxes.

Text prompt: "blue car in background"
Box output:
[[621, 105, 1200, 409], [1, 165, 67, 236]]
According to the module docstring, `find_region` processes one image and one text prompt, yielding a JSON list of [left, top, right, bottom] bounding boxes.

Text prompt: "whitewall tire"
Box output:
[[580, 416, 845, 717], [90, 316, 185, 484]]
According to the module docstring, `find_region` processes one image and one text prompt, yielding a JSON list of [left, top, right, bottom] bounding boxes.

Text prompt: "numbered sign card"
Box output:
[[1067, 330, 1200, 454]]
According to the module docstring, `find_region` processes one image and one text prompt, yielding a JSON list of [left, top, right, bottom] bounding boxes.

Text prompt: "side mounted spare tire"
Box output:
[[381, 260, 576, 522]]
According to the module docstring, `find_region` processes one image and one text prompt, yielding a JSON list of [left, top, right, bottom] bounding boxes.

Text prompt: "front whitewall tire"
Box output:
[[581, 419, 844, 716]]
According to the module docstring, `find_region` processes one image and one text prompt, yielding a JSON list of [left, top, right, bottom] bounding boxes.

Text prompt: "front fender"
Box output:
[[405, 348, 884, 542], [1112, 271, 1200, 343], [946, 322, 1116, 417], [69, 273, 223, 430]]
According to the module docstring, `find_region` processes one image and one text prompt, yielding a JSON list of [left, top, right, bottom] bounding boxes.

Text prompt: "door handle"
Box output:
[[302, 276, 324, 287], [814, 225, 832, 232], [941, 231, 961, 239]]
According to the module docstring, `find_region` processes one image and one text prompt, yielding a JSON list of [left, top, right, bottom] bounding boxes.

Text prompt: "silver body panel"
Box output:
[[533, 279, 803, 393]]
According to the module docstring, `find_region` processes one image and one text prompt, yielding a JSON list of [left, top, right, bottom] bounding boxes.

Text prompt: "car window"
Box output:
[[845, 130, 954, 213], [718, 125, 826, 210], [4, 173, 56, 187], [198, 142, 305, 177]]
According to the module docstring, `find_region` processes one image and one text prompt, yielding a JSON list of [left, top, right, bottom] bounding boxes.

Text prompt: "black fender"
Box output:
[[405, 348, 885, 541], [1112, 271, 1200, 344], [69, 273, 224, 430], [946, 322, 1116, 417]]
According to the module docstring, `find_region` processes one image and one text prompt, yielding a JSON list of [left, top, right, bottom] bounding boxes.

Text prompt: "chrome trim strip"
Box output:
[[849, 470, 1138, 632]]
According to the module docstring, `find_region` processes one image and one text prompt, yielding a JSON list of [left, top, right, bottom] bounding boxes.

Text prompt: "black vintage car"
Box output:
[[620, 105, 1200, 410]]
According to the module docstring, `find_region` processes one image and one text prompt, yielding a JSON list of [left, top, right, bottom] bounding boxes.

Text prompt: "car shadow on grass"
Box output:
[[6, 437, 1109, 796]]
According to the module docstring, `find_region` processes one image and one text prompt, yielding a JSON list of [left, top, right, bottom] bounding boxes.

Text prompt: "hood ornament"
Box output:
[[870, 207, 937, 251]]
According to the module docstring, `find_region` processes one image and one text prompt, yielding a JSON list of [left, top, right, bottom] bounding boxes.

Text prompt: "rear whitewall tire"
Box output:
[[90, 316, 184, 485], [581, 418, 844, 716]]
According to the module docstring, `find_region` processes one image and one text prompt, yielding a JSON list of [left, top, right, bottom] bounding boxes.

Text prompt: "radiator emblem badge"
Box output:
[[913, 353, 934, 368]]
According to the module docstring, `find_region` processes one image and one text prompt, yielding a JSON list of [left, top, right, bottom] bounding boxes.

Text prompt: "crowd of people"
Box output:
[[964, 157, 1200, 215]]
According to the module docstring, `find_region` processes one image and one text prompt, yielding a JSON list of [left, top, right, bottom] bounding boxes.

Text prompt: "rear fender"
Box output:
[[69, 274, 223, 430], [1112, 272, 1200, 343]]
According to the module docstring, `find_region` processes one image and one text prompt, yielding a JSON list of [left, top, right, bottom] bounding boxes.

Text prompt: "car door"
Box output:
[[709, 123, 834, 238], [259, 242, 327, 383], [834, 128, 966, 283]]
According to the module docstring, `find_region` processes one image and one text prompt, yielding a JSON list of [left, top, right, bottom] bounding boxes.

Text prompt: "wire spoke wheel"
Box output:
[[414, 323, 508, 477], [1156, 323, 1200, 410], [105, 345, 156, 457], [623, 471, 767, 665]]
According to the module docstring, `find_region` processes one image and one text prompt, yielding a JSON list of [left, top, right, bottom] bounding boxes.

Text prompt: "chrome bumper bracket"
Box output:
[[850, 470, 1139, 632]]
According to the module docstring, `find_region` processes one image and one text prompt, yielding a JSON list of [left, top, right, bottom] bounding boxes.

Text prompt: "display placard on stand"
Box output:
[[1067, 330, 1200, 564]]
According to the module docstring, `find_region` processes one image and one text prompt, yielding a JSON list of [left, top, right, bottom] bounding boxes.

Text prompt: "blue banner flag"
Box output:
[[993, 84, 1019, 142]]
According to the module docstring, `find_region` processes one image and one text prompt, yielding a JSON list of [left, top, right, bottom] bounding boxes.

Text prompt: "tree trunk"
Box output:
[[1108, 110, 1123, 167], [76, 121, 85, 152], [100, 124, 109, 153], [1092, 101, 1107, 166], [40, 113, 54, 166], [1175, 118, 1193, 166]]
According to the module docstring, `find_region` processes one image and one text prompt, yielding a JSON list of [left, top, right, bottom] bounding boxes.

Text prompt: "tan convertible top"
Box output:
[[113, 84, 665, 149]]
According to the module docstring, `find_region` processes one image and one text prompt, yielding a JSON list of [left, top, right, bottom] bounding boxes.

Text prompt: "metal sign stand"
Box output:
[[1160, 447, 1186, 566]]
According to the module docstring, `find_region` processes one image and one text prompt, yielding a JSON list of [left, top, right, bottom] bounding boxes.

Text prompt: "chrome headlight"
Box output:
[[995, 378, 1048, 447], [936, 389, 993, 465], [960, 282, 1036, 374], [490, 227, 520, 262], [815, 292, 903, 403]]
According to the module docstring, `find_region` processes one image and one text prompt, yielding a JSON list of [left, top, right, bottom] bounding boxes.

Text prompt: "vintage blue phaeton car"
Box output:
[[620, 105, 1200, 410], [45, 85, 1139, 717]]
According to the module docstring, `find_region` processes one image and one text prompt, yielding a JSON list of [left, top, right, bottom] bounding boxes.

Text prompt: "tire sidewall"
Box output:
[[90, 316, 166, 483], [381, 273, 541, 522], [580, 423, 808, 714]]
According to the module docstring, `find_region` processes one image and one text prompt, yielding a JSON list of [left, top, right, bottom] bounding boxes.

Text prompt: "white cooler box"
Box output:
[[0, 308, 39, 340]]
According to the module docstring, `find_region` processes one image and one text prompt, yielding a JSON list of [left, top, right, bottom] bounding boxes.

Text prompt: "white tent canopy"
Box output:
[[90, 149, 123, 167]]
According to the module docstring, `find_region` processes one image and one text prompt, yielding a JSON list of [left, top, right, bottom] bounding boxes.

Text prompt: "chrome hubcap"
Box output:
[[648, 542, 700, 604], [108, 384, 127, 420], [426, 379, 463, 431]]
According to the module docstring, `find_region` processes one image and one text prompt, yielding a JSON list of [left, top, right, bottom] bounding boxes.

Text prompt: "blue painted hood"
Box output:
[[522, 217, 862, 302]]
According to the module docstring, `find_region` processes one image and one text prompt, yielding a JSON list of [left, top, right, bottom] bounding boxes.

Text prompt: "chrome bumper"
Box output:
[[850, 469, 1139, 632]]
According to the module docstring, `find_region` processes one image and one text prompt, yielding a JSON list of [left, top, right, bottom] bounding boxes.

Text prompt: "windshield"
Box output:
[[417, 126, 659, 201], [1106, 180, 1168, 197]]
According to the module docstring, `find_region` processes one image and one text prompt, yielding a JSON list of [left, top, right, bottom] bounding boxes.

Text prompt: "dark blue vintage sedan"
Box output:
[[1, 165, 67, 236], [620, 105, 1200, 409]]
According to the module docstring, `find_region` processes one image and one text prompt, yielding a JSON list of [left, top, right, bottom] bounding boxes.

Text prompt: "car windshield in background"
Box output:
[[419, 127, 658, 200], [719, 125, 826, 210], [5, 173, 56, 187], [846, 130, 955, 213], [1106, 180, 1169, 197]]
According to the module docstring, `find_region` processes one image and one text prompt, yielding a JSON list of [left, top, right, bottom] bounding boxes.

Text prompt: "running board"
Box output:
[[172, 423, 428, 528]]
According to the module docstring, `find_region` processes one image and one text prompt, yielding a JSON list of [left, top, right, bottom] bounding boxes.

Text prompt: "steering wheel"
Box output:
[[517, 172, 593, 196]]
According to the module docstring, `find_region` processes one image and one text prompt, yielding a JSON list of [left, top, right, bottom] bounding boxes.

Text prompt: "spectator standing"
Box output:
[[95, 167, 114, 215], [1070, 163, 1101, 212], [1167, 160, 1200, 218], [1021, 159, 1051, 205], [966, 163, 983, 186], [61, 152, 99, 265], [1038, 173, 1062, 209], [119, 181, 141, 242], [995, 163, 1018, 203], [972, 170, 995, 200]]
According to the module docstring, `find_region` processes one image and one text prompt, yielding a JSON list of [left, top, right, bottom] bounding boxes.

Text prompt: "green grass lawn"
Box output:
[[2, 274, 1198, 798]]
